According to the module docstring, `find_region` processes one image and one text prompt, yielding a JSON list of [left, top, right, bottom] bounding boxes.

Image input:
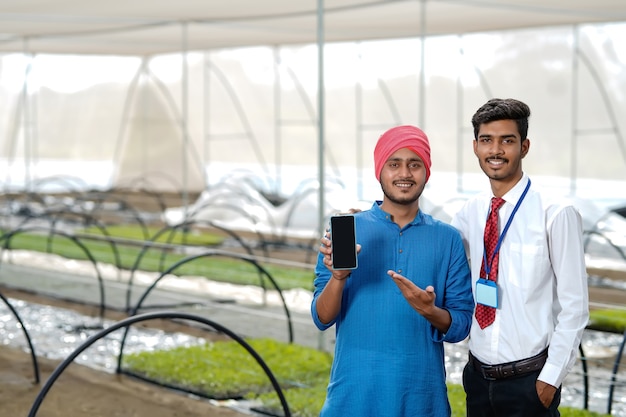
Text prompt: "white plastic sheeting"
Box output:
[[2, 1, 626, 55]]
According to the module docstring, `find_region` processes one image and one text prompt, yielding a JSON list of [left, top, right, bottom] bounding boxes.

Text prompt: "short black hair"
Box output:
[[471, 98, 531, 140]]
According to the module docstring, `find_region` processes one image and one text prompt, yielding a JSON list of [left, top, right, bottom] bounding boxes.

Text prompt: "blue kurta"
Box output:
[[311, 202, 473, 417]]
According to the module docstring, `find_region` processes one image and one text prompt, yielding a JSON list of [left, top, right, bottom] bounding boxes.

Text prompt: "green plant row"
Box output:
[[588, 309, 626, 334], [123, 338, 609, 417], [1, 228, 315, 291], [5, 224, 626, 333]]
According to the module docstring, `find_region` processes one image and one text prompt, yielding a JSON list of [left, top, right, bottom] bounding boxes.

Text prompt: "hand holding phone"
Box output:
[[330, 215, 358, 270]]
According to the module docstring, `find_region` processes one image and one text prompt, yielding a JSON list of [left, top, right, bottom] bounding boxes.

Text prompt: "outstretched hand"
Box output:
[[387, 270, 451, 333], [387, 270, 436, 315]]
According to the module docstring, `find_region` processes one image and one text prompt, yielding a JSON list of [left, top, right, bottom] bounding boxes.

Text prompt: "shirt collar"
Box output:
[[499, 172, 530, 206], [371, 200, 425, 226]]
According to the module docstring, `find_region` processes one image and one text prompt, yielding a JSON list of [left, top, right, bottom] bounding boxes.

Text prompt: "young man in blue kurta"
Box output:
[[311, 125, 474, 417]]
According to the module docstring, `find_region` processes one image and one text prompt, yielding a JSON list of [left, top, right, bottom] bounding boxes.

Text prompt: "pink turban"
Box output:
[[374, 125, 431, 182]]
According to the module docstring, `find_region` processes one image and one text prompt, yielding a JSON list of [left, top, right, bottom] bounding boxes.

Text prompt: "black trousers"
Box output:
[[463, 360, 561, 417]]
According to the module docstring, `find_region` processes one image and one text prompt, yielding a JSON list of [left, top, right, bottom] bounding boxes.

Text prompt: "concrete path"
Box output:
[[0, 261, 335, 352]]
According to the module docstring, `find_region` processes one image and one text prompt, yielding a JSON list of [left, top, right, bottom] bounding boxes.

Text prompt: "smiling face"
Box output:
[[473, 119, 530, 196], [379, 147, 427, 207]]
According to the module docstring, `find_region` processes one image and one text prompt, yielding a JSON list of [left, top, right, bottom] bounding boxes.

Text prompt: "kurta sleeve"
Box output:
[[311, 252, 336, 330], [433, 230, 473, 343]]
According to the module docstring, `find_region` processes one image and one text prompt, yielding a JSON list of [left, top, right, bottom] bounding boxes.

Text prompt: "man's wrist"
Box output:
[[332, 273, 351, 281]]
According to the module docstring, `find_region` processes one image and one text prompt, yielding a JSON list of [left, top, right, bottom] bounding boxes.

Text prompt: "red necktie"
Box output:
[[475, 197, 505, 329]]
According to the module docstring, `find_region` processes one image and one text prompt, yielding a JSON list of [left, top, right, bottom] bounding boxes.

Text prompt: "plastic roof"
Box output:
[[2, 0, 626, 55]]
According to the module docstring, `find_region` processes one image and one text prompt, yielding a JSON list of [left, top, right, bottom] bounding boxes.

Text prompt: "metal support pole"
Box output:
[[317, 0, 326, 236], [570, 25, 579, 197], [418, 0, 427, 127], [181, 22, 190, 216], [317, 0, 326, 352]]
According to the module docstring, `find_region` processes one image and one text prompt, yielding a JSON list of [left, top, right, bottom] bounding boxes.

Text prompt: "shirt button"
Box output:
[[398, 269, 403, 273], [399, 249, 403, 253]]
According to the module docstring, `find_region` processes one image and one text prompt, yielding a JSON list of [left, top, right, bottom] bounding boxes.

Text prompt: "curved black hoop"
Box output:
[[0, 291, 40, 383], [27, 311, 291, 417], [125, 249, 294, 343], [0, 227, 107, 320]]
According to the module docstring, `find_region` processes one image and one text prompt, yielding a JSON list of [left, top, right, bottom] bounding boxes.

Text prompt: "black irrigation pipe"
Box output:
[[9, 186, 150, 240], [156, 221, 272, 303], [73, 191, 151, 240], [186, 200, 272, 257], [117, 369, 237, 401], [125, 221, 263, 312], [6, 207, 125, 283], [0, 291, 40, 383], [0, 191, 45, 229], [123, 234, 171, 311], [117, 252, 294, 372], [45, 209, 124, 281], [0, 227, 107, 321], [12, 191, 48, 206], [582, 224, 626, 413], [154, 220, 259, 280], [578, 343, 589, 410], [260, 238, 319, 265], [26, 311, 291, 417], [607, 328, 626, 415]]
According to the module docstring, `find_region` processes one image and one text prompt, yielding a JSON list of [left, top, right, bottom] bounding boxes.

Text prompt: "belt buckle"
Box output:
[[480, 364, 497, 381]]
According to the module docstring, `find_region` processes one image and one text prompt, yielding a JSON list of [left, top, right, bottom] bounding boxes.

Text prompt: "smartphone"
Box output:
[[330, 215, 358, 270]]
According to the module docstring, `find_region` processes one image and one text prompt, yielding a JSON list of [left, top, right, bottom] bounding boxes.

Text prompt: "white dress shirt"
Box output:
[[451, 173, 589, 387]]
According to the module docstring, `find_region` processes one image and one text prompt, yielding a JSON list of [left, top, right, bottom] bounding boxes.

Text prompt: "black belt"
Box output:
[[469, 349, 548, 381]]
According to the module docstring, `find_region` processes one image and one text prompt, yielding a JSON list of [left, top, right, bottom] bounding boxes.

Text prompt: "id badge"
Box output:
[[476, 278, 498, 308]]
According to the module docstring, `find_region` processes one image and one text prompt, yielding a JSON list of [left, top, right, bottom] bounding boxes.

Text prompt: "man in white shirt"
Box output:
[[451, 98, 589, 417]]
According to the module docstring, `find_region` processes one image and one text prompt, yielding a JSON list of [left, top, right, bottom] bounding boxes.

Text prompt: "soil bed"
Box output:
[[0, 288, 248, 417]]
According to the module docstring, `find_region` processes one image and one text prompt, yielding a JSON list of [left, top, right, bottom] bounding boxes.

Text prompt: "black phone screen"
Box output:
[[330, 215, 357, 270]]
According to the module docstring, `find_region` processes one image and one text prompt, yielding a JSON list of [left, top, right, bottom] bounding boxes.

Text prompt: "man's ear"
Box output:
[[521, 138, 530, 158]]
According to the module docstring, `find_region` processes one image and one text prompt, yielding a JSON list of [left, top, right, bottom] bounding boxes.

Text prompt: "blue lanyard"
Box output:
[[483, 179, 531, 279]]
